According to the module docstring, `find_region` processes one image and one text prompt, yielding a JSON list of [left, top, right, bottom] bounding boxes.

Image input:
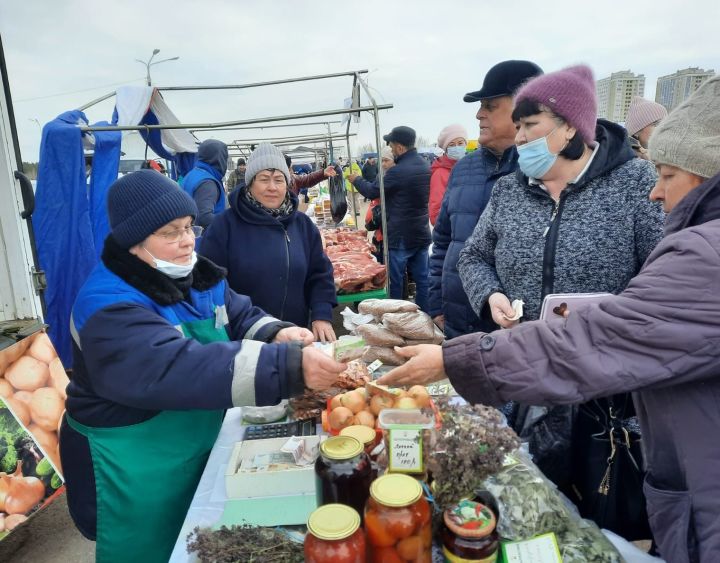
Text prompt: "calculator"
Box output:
[[243, 418, 317, 441]]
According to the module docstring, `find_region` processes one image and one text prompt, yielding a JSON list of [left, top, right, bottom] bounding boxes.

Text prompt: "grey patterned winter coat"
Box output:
[[458, 120, 664, 322], [444, 171, 720, 562]]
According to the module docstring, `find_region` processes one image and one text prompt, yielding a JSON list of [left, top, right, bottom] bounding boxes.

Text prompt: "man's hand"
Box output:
[[375, 345, 446, 386], [323, 166, 337, 178], [433, 315, 445, 331], [302, 347, 347, 390], [312, 320, 337, 343], [274, 326, 314, 346], [347, 173, 360, 183], [488, 292, 518, 329]]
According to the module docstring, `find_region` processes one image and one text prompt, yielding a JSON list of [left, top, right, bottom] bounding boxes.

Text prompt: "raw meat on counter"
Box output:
[[321, 228, 387, 294]]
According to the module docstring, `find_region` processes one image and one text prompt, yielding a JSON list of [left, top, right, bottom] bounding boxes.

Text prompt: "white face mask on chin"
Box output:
[[144, 248, 197, 279]]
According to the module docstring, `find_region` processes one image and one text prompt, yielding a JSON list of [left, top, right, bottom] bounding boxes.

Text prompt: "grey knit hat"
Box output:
[[649, 75, 720, 179], [244, 143, 292, 185], [108, 170, 198, 249]]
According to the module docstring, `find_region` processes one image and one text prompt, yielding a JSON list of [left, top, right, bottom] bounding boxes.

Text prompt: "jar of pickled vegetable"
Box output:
[[441, 499, 499, 562], [315, 436, 373, 520], [304, 503, 366, 563], [364, 473, 432, 562]]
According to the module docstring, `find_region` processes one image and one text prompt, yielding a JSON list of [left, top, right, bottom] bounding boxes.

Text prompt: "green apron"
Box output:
[[67, 315, 229, 563]]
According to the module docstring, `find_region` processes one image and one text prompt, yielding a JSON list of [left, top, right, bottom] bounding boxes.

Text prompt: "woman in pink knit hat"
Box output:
[[429, 123, 468, 225], [454, 64, 665, 540]]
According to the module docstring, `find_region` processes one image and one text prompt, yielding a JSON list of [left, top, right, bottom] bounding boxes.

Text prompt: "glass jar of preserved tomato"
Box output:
[[305, 503, 366, 563], [315, 436, 373, 520], [441, 499, 499, 562], [364, 473, 432, 563]]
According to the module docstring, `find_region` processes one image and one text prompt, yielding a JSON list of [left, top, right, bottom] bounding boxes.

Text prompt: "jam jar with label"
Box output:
[[441, 499, 499, 562], [315, 436, 373, 519], [304, 503, 366, 563], [364, 473, 432, 562]]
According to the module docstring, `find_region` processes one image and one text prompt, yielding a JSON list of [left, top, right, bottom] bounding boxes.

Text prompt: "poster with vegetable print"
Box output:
[[0, 330, 67, 539]]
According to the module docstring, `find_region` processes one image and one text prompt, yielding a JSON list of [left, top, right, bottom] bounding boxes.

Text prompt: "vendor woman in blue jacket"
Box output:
[[200, 143, 338, 342], [59, 170, 346, 563]]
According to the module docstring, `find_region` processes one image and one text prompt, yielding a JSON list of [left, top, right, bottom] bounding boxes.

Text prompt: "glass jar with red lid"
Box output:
[[315, 436, 373, 520], [441, 499, 499, 562], [305, 503, 366, 563], [364, 473, 432, 562]]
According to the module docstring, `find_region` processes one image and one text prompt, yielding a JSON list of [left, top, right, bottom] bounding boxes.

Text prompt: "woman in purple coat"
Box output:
[[377, 76, 720, 562]]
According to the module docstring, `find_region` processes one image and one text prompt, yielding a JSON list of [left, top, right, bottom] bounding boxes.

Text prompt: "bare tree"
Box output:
[[416, 135, 432, 148]]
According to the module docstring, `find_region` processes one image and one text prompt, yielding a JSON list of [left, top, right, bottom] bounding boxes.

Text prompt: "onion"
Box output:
[[28, 333, 57, 364], [30, 387, 64, 432], [370, 394, 394, 416], [2, 462, 46, 515], [5, 356, 49, 391], [340, 391, 366, 414], [329, 394, 344, 410], [328, 406, 354, 430], [394, 397, 419, 410], [355, 410, 375, 428], [408, 385, 431, 408]]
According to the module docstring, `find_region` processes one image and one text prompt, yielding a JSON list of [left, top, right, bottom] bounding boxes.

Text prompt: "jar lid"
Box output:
[[370, 474, 423, 507], [443, 499, 497, 539], [307, 504, 360, 540], [320, 436, 363, 460], [340, 425, 376, 446]]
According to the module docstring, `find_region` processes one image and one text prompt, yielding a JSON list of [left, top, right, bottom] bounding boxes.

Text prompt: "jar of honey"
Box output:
[[315, 436, 373, 520], [304, 503, 366, 563], [441, 499, 499, 562], [364, 473, 432, 562]]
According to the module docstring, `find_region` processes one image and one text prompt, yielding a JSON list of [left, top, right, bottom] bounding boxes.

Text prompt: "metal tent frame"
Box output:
[[78, 69, 392, 299]]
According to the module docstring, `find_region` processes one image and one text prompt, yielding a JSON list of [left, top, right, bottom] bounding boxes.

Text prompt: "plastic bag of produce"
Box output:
[[356, 323, 406, 347], [405, 326, 445, 345], [362, 346, 406, 366], [382, 311, 436, 340], [358, 298, 418, 318], [328, 166, 347, 224], [482, 450, 622, 563]]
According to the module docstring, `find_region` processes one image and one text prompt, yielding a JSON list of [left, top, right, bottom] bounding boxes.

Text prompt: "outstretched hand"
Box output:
[[375, 345, 446, 387]]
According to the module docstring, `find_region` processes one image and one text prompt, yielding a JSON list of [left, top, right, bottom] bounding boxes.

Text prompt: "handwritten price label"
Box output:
[[389, 429, 423, 473]]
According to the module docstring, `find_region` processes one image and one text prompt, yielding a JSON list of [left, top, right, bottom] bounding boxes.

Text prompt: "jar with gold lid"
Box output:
[[304, 503, 366, 563], [441, 499, 499, 562]]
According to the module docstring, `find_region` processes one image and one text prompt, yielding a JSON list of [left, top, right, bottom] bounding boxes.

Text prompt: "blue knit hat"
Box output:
[[107, 170, 198, 249]]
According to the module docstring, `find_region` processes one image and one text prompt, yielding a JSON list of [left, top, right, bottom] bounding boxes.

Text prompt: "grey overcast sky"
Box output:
[[1, 0, 718, 162]]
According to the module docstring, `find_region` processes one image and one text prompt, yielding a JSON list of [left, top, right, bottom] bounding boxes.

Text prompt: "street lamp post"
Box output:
[[135, 49, 179, 86]]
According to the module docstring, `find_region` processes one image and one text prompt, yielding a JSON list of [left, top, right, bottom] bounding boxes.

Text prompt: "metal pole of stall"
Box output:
[[189, 120, 343, 134], [79, 104, 393, 132], [346, 75, 359, 226], [355, 73, 389, 288]]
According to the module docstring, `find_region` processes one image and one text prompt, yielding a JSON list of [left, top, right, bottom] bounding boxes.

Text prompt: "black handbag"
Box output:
[[568, 394, 652, 541]]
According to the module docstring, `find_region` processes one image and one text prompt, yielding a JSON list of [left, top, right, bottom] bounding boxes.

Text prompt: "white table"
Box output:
[[168, 407, 246, 563]]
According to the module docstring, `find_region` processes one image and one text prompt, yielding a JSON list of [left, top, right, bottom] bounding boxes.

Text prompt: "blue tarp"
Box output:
[[88, 122, 121, 258], [34, 111, 97, 366]]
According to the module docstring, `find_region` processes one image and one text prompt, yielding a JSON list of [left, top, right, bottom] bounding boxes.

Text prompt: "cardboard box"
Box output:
[[224, 436, 322, 499]]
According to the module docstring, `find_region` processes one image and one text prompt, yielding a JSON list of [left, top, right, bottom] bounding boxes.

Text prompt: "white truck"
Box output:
[[0, 35, 45, 349]]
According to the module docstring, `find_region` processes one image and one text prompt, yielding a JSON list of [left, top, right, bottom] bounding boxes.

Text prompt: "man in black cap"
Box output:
[[226, 158, 247, 194], [428, 60, 543, 338], [348, 126, 431, 311]]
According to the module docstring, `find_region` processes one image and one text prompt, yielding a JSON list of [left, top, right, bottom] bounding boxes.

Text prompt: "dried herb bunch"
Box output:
[[430, 398, 520, 511], [186, 525, 304, 562]]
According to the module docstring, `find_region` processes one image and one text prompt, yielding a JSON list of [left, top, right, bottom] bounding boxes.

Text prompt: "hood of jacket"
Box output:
[[516, 119, 635, 189], [197, 139, 228, 177], [664, 171, 720, 235], [229, 185, 299, 226], [431, 154, 457, 173]]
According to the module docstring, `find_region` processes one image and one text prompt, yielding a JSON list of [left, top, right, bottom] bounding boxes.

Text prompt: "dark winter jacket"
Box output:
[[200, 188, 336, 327], [428, 146, 518, 337], [444, 171, 720, 563], [458, 120, 665, 322], [351, 148, 431, 249], [362, 161, 378, 182], [183, 140, 229, 228], [62, 236, 300, 537]]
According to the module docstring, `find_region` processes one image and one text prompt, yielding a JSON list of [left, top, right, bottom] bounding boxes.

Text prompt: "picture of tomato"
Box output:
[[380, 507, 415, 539], [365, 511, 396, 547], [369, 546, 404, 563]]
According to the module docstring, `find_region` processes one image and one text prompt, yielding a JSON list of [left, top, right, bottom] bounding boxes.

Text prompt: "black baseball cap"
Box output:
[[464, 60, 543, 102], [383, 126, 416, 147]]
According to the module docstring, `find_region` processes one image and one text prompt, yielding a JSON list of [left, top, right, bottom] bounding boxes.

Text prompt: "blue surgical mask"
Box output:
[[144, 248, 197, 279], [446, 146, 467, 160], [516, 128, 559, 179]]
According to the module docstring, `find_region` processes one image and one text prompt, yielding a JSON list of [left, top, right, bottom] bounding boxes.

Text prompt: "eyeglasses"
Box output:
[[152, 225, 203, 244]]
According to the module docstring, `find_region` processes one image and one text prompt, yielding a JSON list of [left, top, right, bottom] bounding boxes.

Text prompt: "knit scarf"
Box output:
[[243, 188, 294, 217]]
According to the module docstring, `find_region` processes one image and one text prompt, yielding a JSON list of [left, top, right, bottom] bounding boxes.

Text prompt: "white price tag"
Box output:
[[389, 429, 423, 473], [502, 533, 562, 563]]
